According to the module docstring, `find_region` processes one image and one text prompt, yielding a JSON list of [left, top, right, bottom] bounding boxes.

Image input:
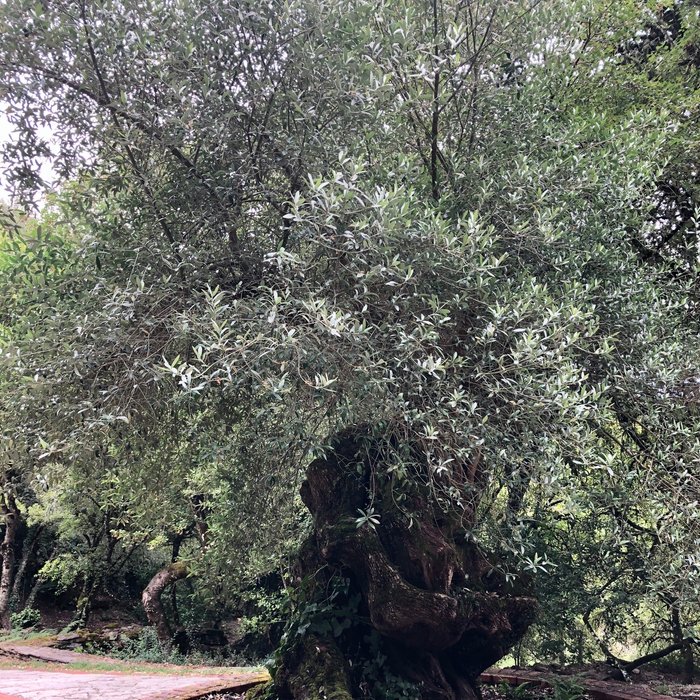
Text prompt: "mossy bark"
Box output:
[[276, 636, 353, 700], [10, 523, 44, 608], [271, 428, 537, 700], [0, 493, 20, 629], [246, 682, 274, 700], [142, 560, 188, 648]]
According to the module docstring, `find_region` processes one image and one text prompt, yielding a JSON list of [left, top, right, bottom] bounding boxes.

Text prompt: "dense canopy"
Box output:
[[0, 0, 699, 698]]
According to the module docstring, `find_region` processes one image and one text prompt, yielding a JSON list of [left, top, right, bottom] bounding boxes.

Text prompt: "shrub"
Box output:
[[10, 607, 41, 630]]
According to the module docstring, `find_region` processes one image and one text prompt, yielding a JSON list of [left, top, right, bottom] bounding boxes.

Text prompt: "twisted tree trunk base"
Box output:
[[142, 560, 188, 649], [269, 429, 537, 700]]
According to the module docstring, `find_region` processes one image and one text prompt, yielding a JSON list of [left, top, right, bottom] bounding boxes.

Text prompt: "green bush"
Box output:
[[111, 627, 185, 664], [549, 676, 587, 700], [10, 607, 41, 630]]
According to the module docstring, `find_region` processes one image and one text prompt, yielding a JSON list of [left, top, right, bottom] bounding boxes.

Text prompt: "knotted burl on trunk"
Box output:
[[269, 429, 537, 700]]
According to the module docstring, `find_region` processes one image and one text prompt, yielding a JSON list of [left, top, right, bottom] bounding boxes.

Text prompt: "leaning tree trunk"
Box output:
[[0, 494, 20, 629], [142, 561, 188, 648], [269, 429, 538, 700]]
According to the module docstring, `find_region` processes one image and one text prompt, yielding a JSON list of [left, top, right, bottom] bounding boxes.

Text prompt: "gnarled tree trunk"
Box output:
[[142, 561, 188, 648], [270, 429, 538, 700]]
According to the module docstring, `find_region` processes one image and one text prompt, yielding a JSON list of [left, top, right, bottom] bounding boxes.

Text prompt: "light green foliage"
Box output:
[[0, 0, 697, 673], [495, 677, 585, 700], [238, 588, 288, 640], [549, 677, 587, 700], [497, 683, 534, 700], [109, 626, 187, 665]]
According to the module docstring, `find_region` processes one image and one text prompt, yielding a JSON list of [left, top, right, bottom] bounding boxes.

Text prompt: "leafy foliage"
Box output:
[[0, 0, 698, 687], [9, 607, 41, 630]]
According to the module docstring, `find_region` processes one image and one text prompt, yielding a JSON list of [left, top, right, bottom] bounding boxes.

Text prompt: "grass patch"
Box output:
[[0, 656, 269, 678], [0, 629, 59, 645]]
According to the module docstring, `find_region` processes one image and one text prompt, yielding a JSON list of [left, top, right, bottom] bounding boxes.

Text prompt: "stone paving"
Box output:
[[2, 642, 682, 700], [1, 645, 118, 665], [0, 643, 268, 700], [0, 668, 268, 700], [1, 666, 681, 700], [0, 669, 234, 700]]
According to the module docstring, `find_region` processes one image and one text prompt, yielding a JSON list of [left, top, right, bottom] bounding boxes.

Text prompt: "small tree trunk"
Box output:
[[70, 523, 119, 629], [0, 494, 20, 628], [142, 561, 188, 647], [576, 630, 584, 665], [169, 535, 184, 629], [670, 604, 695, 683], [24, 543, 57, 612], [10, 524, 44, 608], [682, 642, 695, 684], [72, 574, 101, 630], [24, 575, 43, 611]]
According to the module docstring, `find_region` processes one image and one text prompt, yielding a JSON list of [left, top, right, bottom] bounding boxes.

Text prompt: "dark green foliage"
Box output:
[[9, 607, 41, 630]]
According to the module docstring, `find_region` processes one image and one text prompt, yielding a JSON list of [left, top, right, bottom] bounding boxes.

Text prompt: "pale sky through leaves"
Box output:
[[0, 103, 54, 205]]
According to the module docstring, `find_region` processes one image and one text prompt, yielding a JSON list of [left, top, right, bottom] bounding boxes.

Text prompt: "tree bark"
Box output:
[[72, 574, 102, 630], [142, 561, 188, 647], [169, 534, 185, 629], [10, 524, 44, 608], [0, 494, 20, 628], [670, 603, 694, 683], [272, 429, 538, 700], [624, 639, 695, 675], [24, 542, 57, 611]]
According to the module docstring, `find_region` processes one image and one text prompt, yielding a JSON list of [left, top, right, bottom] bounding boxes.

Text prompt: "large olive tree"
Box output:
[[1, 0, 700, 697]]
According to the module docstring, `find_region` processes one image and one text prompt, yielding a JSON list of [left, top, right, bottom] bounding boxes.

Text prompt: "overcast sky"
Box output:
[[0, 109, 12, 202], [0, 104, 55, 206]]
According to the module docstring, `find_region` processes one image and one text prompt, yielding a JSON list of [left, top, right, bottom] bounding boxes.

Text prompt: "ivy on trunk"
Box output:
[[271, 430, 537, 699], [0, 492, 20, 628]]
